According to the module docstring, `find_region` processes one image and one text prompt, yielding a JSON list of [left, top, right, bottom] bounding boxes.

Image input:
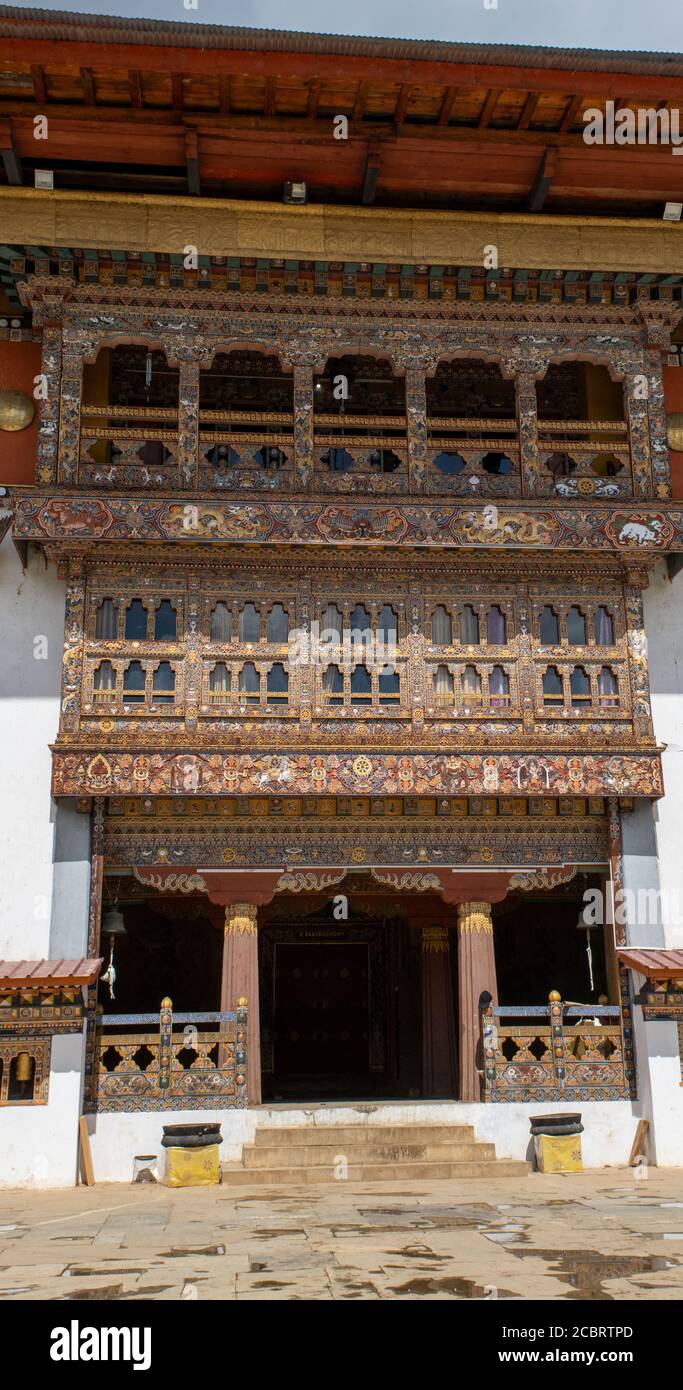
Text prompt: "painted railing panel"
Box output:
[[480, 990, 636, 1102], [85, 1000, 248, 1113]]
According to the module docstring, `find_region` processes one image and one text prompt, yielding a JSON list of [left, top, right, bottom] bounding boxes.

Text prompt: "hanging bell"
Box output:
[[145, 350, 153, 389], [15, 1051, 34, 1083]]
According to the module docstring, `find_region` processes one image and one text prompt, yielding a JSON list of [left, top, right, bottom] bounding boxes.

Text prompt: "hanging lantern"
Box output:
[[145, 349, 153, 390], [101, 905, 127, 1000]]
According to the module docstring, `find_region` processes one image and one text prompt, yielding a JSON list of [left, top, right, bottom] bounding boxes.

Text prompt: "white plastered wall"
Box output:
[[637, 561, 683, 1165], [0, 533, 86, 1188]]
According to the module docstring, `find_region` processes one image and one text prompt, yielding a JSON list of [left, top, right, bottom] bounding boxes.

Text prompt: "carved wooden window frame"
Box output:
[[0, 1036, 51, 1106]]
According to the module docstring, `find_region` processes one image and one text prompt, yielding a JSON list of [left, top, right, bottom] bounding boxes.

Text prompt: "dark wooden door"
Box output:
[[273, 941, 370, 1079]]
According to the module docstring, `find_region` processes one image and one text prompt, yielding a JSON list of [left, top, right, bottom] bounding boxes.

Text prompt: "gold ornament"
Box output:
[[352, 754, 372, 778], [667, 413, 683, 451], [0, 389, 35, 432], [457, 900, 494, 934], [225, 903, 258, 935]]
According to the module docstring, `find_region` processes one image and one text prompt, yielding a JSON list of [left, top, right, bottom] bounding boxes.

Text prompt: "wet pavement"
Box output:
[[0, 1168, 682, 1299]]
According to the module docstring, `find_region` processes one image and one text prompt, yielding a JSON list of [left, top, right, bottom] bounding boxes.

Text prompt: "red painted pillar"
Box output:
[[457, 902, 498, 1103], [220, 903, 261, 1106], [421, 926, 457, 1098]]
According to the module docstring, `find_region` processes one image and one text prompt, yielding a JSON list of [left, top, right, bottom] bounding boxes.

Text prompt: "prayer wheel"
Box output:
[[15, 1052, 34, 1083]]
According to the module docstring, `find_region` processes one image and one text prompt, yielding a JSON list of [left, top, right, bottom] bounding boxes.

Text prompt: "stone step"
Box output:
[[243, 1140, 495, 1167], [221, 1158, 530, 1185], [252, 1124, 477, 1147]]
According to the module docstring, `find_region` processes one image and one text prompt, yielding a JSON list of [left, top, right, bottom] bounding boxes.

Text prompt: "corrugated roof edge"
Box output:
[[0, 6, 682, 74]]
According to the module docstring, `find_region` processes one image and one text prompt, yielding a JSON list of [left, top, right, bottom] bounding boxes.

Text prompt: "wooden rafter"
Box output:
[[353, 83, 367, 121], [171, 73, 183, 111], [219, 75, 231, 116], [307, 78, 321, 119], [31, 63, 47, 104], [185, 128, 200, 196], [478, 88, 501, 128], [394, 84, 412, 125], [362, 141, 381, 205], [559, 93, 584, 132], [0, 118, 22, 185], [128, 70, 143, 109], [80, 67, 96, 106], [517, 92, 540, 130], [438, 86, 459, 126], [527, 148, 558, 212]]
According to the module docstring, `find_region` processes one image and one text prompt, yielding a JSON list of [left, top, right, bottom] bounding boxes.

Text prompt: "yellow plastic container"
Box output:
[[534, 1133, 583, 1173], [164, 1143, 221, 1188]]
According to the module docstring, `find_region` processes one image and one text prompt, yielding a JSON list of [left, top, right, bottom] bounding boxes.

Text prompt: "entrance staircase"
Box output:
[[221, 1118, 529, 1185]]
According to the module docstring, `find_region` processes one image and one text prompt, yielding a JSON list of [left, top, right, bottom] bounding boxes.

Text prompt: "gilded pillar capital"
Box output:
[[421, 925, 450, 954], [224, 903, 259, 936], [457, 901, 493, 935]]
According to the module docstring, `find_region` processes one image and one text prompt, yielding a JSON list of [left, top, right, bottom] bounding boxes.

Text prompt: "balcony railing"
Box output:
[[480, 993, 633, 1102], [74, 401, 639, 499], [85, 998, 248, 1113]]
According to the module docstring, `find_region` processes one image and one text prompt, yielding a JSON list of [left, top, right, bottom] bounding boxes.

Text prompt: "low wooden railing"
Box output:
[[85, 998, 247, 1113], [480, 991, 634, 1102]]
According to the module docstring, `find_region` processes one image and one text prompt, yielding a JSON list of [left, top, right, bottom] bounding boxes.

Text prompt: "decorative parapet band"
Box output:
[[12, 493, 683, 553], [51, 747, 664, 799]]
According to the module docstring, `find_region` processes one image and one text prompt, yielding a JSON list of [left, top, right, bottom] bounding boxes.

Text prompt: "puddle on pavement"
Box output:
[[56, 1284, 125, 1300], [512, 1249, 676, 1299], [390, 1275, 519, 1298], [63, 1267, 146, 1277], [163, 1245, 226, 1257], [252, 1229, 307, 1239], [249, 1279, 293, 1289]]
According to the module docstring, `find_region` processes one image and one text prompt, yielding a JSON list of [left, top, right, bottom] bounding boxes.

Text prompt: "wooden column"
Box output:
[[177, 359, 200, 488], [405, 366, 428, 492], [457, 901, 498, 1102], [221, 903, 261, 1105], [35, 321, 63, 484], [292, 363, 314, 490], [421, 926, 457, 1098], [514, 369, 540, 497], [625, 370, 653, 499]]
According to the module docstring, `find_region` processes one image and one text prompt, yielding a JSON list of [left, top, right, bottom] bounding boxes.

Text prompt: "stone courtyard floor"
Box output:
[[0, 1167, 682, 1300]]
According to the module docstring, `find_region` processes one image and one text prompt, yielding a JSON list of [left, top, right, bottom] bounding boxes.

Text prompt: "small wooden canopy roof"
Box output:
[[0, 958, 103, 987], [617, 949, 683, 980]]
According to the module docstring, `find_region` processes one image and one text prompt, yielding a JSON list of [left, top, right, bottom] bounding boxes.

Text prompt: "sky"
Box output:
[[6, 0, 683, 53]]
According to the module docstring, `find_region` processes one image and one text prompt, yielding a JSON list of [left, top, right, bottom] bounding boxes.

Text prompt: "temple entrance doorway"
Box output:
[[259, 901, 423, 1102]]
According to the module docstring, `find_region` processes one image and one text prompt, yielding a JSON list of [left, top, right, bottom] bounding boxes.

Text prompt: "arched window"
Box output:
[[459, 606, 480, 645], [124, 600, 148, 640], [570, 666, 591, 707], [378, 668, 400, 704], [567, 606, 587, 645], [377, 605, 398, 648], [350, 605, 372, 649], [209, 662, 230, 700], [598, 666, 619, 708], [487, 606, 506, 644], [489, 666, 510, 707], [154, 600, 177, 641], [350, 665, 372, 701], [461, 665, 482, 705], [595, 606, 614, 645], [123, 660, 146, 703], [210, 602, 232, 642], [323, 663, 343, 704], [152, 662, 175, 705], [321, 604, 343, 647], [542, 666, 563, 706], [431, 606, 452, 645], [433, 665, 454, 703], [267, 604, 289, 643], [539, 606, 560, 644], [93, 660, 116, 700], [239, 604, 261, 643], [266, 663, 289, 703], [95, 598, 117, 640], [238, 662, 260, 704]]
